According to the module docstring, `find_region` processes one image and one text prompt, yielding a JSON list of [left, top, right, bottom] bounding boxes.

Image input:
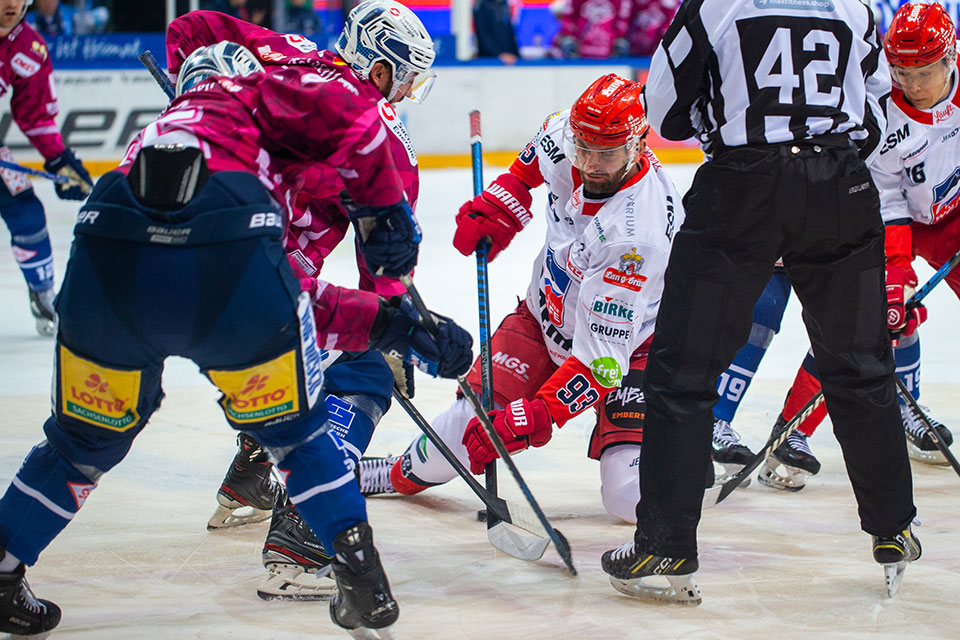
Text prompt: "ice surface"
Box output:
[[0, 171, 957, 639]]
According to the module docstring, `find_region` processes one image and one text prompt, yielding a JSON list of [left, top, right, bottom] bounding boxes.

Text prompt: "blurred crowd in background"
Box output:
[[23, 0, 947, 63]]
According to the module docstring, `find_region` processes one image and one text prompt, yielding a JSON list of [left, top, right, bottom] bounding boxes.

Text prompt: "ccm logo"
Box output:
[[249, 212, 283, 228]]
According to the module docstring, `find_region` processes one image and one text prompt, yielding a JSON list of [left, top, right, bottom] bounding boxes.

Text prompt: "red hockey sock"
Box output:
[[782, 366, 827, 436], [389, 459, 430, 495]]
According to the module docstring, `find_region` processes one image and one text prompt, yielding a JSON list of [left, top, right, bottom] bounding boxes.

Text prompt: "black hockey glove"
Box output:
[[44, 148, 93, 201], [351, 199, 421, 278], [370, 296, 473, 379]]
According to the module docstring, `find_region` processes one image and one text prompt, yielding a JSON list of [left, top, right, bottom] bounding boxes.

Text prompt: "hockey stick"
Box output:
[[390, 386, 556, 560], [715, 257, 960, 504], [138, 50, 176, 100], [399, 274, 576, 575], [468, 110, 502, 534], [895, 376, 960, 477], [0, 160, 69, 184]]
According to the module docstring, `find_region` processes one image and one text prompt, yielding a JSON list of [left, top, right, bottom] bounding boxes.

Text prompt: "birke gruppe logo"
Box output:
[[59, 345, 141, 432], [208, 351, 300, 424]]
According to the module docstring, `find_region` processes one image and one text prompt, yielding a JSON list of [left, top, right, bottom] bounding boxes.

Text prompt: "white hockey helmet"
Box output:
[[175, 41, 265, 97], [335, 0, 437, 103]]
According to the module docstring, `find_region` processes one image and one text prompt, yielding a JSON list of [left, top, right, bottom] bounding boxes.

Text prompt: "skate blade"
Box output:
[[756, 459, 808, 492], [883, 561, 907, 597], [701, 485, 722, 509], [206, 503, 272, 530], [257, 567, 335, 601], [346, 624, 397, 640], [609, 574, 702, 606], [715, 463, 751, 489], [907, 443, 950, 466], [487, 521, 549, 561]]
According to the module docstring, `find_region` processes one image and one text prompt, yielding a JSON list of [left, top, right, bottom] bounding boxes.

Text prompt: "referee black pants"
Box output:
[[636, 140, 917, 558]]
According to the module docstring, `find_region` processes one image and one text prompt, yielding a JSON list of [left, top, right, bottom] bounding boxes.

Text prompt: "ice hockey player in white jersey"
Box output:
[[357, 74, 691, 524]]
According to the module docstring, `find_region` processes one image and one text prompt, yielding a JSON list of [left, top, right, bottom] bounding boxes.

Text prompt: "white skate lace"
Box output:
[[359, 455, 398, 494], [18, 580, 43, 615], [609, 540, 636, 562], [712, 420, 743, 447], [900, 403, 946, 440], [785, 432, 814, 456]]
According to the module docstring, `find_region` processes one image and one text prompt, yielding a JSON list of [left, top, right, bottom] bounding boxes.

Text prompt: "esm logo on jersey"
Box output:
[[931, 166, 960, 222], [881, 123, 910, 155]]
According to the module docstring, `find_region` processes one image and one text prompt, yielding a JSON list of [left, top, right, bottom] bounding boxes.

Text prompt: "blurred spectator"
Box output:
[[202, 0, 272, 27], [281, 0, 322, 36], [27, 0, 75, 36], [550, 0, 630, 59], [474, 0, 519, 64], [626, 0, 678, 56]]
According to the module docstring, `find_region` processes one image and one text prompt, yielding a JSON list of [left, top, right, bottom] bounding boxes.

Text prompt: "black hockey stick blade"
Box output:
[[391, 387, 550, 560], [894, 377, 960, 478], [714, 390, 826, 504], [398, 276, 576, 575]]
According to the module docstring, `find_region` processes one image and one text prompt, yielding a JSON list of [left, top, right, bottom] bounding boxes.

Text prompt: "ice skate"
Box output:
[[207, 432, 278, 529], [329, 523, 399, 640], [356, 455, 399, 497], [0, 554, 61, 635], [872, 526, 921, 597], [28, 287, 56, 337], [600, 540, 701, 605], [711, 418, 754, 486], [901, 403, 954, 466], [258, 492, 336, 601], [757, 417, 820, 491]]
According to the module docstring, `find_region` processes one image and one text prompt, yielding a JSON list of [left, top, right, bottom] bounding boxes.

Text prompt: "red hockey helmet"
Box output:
[[885, 2, 957, 68], [568, 74, 649, 146]]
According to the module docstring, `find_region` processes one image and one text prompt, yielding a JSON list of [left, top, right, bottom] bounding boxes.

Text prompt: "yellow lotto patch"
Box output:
[[59, 346, 141, 432], [208, 351, 300, 424]]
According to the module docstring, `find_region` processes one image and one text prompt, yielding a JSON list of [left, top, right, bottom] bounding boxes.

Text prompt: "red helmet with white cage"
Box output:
[[885, 2, 957, 68]]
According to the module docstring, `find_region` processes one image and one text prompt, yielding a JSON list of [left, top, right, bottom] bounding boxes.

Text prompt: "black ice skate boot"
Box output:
[[329, 523, 399, 638], [258, 491, 336, 601], [601, 540, 702, 605], [872, 525, 921, 597], [901, 403, 954, 466], [207, 432, 278, 529], [355, 455, 400, 497], [0, 554, 61, 635], [28, 287, 56, 337], [757, 416, 821, 491], [711, 418, 755, 485]]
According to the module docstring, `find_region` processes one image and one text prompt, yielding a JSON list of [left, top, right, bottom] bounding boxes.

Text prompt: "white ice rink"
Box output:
[[1, 167, 958, 639]]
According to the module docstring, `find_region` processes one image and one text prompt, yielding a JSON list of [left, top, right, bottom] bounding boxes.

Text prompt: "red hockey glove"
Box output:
[[886, 264, 926, 341], [453, 172, 532, 262], [462, 398, 552, 474]]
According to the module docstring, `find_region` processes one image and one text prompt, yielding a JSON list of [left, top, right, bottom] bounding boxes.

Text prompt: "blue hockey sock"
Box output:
[[0, 441, 98, 565], [2, 192, 53, 291], [894, 332, 921, 404], [273, 430, 367, 551], [325, 393, 379, 463]]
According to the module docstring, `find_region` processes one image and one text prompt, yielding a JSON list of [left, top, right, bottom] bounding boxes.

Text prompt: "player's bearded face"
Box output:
[[892, 59, 953, 109], [564, 131, 639, 193], [0, 0, 25, 35]]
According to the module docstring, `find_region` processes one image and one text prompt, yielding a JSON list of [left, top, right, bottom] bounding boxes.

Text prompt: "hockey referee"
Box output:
[[601, 0, 920, 604]]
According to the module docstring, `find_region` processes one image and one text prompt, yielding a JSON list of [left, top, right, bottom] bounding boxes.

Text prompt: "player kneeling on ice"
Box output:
[[0, 37, 471, 639], [357, 74, 711, 525]]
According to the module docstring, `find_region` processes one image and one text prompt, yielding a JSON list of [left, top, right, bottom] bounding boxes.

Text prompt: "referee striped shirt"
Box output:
[[645, 0, 890, 162]]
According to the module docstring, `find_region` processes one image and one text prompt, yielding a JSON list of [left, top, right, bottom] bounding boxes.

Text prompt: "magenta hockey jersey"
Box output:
[[119, 65, 405, 350], [166, 11, 416, 295], [0, 21, 65, 160], [553, 0, 631, 59]]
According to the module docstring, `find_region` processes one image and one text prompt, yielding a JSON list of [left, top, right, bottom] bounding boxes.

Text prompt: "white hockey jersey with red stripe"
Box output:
[[872, 63, 960, 227], [510, 110, 684, 387]]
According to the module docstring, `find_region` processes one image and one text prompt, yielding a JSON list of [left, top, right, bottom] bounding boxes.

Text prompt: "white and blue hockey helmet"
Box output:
[[335, 0, 436, 103], [175, 41, 265, 97]]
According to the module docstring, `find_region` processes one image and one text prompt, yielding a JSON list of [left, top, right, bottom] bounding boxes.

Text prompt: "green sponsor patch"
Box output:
[[590, 357, 623, 387]]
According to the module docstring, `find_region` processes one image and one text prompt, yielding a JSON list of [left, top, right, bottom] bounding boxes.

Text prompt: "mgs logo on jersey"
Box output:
[[603, 248, 647, 291], [59, 346, 141, 432], [543, 248, 572, 327], [209, 352, 300, 424], [931, 166, 960, 222]]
